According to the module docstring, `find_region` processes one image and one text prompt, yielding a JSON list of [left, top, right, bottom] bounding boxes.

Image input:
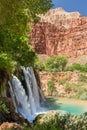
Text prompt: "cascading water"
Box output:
[[9, 67, 46, 122], [22, 67, 40, 110]]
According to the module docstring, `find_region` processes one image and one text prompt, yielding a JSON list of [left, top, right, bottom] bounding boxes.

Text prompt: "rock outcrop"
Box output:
[[30, 8, 87, 58], [0, 122, 22, 130], [0, 97, 29, 125]]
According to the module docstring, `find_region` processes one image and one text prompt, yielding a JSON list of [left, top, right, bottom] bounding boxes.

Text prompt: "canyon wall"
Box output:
[[30, 8, 87, 58]]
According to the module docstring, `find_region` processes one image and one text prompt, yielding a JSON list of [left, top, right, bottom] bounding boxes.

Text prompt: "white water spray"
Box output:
[[9, 67, 46, 122]]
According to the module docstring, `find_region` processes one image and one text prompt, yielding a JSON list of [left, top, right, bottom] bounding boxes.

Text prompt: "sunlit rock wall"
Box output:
[[30, 8, 87, 58]]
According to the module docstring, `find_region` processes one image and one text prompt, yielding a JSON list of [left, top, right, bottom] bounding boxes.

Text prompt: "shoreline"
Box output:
[[47, 96, 87, 106]]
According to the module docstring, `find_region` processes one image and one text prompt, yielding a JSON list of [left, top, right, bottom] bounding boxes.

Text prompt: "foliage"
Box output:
[[0, 0, 53, 94], [0, 0, 53, 67], [59, 77, 69, 85], [34, 60, 45, 71], [46, 55, 68, 72], [0, 53, 16, 74], [2, 109, 87, 130], [0, 101, 10, 114], [64, 113, 87, 130], [67, 63, 87, 72], [25, 111, 87, 130], [33, 112, 87, 130], [3, 111, 87, 130], [0, 53, 16, 94], [47, 77, 56, 96], [67, 63, 81, 72], [0, 0, 53, 25]]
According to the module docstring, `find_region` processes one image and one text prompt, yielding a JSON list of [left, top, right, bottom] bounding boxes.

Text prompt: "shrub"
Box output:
[[45, 55, 68, 72], [81, 63, 87, 72], [66, 63, 81, 72], [67, 63, 87, 72], [34, 60, 45, 71]]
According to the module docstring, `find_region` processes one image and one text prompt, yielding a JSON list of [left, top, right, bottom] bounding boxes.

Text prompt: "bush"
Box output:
[[66, 63, 81, 72], [81, 63, 87, 72], [45, 55, 68, 72], [67, 63, 87, 72], [34, 60, 45, 71]]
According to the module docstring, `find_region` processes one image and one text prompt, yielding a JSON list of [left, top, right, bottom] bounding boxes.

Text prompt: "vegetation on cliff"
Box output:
[[45, 55, 68, 72], [0, 1, 53, 125], [0, 0, 53, 68], [0, 0, 53, 93]]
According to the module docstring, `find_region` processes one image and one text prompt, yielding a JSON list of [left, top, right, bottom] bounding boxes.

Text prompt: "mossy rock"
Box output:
[[0, 97, 29, 125], [33, 110, 87, 130], [33, 110, 70, 130]]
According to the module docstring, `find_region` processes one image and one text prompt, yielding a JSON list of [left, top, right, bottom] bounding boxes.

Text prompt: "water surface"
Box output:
[[46, 97, 87, 115]]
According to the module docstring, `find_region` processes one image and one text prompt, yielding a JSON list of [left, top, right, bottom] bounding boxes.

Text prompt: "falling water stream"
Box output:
[[9, 67, 46, 123]]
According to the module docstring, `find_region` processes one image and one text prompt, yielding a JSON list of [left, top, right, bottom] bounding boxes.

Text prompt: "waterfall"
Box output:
[[9, 67, 46, 122]]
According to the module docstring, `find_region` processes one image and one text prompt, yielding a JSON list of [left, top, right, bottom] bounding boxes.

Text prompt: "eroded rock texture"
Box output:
[[30, 8, 87, 58], [0, 97, 29, 125]]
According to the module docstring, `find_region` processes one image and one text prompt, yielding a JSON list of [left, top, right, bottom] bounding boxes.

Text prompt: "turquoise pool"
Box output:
[[46, 98, 87, 115]]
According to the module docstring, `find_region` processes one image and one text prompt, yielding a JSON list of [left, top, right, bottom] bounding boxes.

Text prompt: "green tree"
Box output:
[[46, 55, 68, 72], [0, 0, 53, 67], [47, 77, 56, 96], [0, 0, 53, 93]]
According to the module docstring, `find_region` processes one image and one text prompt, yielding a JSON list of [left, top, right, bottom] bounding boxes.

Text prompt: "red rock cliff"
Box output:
[[30, 8, 87, 58]]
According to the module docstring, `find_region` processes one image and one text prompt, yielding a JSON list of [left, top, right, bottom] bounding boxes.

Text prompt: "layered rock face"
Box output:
[[30, 8, 87, 58]]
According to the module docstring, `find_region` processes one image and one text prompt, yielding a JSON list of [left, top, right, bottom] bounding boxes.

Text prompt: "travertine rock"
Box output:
[[39, 71, 79, 96], [0, 122, 22, 130], [30, 8, 87, 58]]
